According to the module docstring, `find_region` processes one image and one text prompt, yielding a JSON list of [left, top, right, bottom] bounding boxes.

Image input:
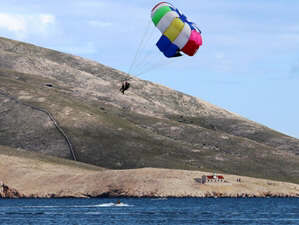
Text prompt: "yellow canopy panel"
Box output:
[[163, 18, 185, 42]]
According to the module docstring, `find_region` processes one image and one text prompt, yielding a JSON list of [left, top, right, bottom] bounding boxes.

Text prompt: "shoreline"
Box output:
[[1, 152, 299, 199], [1, 168, 299, 199]]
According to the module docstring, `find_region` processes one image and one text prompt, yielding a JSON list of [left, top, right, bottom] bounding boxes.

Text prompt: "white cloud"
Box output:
[[0, 14, 26, 33], [0, 13, 56, 39], [40, 14, 55, 25]]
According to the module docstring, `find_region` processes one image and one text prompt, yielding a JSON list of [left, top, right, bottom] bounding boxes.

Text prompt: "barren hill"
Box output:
[[0, 36, 299, 184]]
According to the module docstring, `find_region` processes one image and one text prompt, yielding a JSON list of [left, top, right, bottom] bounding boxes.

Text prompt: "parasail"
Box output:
[[151, 2, 203, 58]]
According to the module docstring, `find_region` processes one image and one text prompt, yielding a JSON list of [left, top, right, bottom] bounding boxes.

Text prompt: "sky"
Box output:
[[1, 0, 299, 138]]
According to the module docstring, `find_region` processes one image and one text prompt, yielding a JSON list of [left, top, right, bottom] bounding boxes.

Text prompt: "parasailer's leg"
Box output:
[[120, 83, 125, 94]]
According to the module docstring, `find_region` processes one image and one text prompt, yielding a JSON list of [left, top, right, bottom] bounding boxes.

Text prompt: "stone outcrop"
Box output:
[[0, 181, 23, 198]]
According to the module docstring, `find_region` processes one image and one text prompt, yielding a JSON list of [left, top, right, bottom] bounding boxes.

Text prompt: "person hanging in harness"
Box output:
[[120, 80, 130, 94]]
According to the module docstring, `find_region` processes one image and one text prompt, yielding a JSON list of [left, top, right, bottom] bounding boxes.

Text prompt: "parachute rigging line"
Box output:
[[127, 19, 153, 78], [126, 1, 203, 80]]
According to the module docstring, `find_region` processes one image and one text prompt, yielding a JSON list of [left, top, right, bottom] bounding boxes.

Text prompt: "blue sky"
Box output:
[[1, 0, 299, 138]]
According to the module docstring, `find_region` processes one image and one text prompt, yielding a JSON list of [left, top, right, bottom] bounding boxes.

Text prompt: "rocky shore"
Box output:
[[0, 181, 23, 198], [1, 150, 299, 198], [0, 147, 299, 198]]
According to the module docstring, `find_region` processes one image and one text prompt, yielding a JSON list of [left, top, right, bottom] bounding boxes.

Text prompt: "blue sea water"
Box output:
[[0, 198, 298, 225]]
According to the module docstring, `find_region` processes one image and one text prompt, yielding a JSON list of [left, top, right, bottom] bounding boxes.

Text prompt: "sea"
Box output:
[[0, 198, 298, 225]]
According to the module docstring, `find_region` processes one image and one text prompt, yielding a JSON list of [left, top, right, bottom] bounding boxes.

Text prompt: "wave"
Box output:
[[11, 202, 132, 209], [95, 202, 131, 207]]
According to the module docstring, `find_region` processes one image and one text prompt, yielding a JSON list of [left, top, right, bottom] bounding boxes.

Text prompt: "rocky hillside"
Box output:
[[0, 36, 299, 184]]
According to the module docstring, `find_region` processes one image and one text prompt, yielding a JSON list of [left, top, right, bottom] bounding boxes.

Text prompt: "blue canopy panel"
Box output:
[[156, 35, 179, 58], [171, 8, 201, 33]]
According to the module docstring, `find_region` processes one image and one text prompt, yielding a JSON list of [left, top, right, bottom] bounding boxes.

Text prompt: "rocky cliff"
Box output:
[[0, 181, 23, 198]]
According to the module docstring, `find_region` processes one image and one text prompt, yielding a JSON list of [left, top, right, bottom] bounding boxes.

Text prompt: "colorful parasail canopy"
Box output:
[[151, 2, 203, 58]]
